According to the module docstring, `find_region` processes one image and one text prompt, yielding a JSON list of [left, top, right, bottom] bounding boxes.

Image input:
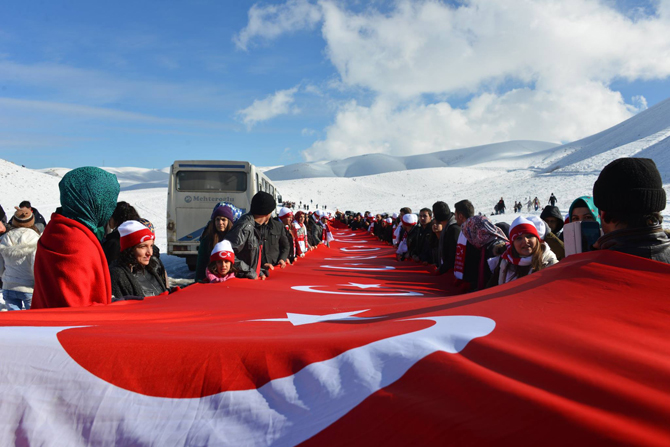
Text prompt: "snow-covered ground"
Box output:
[[1, 97, 669, 290]]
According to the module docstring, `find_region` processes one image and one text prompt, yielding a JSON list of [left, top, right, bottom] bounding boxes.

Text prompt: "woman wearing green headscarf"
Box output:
[[32, 167, 120, 308]]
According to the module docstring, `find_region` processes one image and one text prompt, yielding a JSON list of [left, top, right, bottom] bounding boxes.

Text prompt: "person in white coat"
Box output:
[[0, 207, 41, 310]]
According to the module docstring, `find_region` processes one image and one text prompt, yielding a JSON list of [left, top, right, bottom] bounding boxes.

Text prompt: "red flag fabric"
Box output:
[[0, 228, 669, 446]]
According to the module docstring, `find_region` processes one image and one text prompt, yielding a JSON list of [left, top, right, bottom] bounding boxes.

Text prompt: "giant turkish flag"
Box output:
[[0, 227, 669, 446]]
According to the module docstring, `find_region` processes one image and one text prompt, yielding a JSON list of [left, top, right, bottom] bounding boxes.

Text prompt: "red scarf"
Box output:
[[453, 233, 468, 280], [501, 244, 532, 266]]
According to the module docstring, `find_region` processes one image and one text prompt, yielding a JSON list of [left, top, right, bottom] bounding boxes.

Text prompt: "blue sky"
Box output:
[[1, 0, 669, 169]]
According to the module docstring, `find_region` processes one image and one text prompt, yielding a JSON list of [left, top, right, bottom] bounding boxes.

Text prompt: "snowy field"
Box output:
[[1, 98, 669, 292]]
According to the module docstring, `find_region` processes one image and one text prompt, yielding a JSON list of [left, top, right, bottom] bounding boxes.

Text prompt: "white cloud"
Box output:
[[237, 86, 300, 128], [238, 0, 670, 160], [303, 82, 645, 161], [234, 0, 322, 50]]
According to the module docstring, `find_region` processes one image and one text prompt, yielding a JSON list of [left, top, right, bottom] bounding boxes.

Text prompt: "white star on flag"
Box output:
[[252, 310, 382, 326], [341, 283, 382, 289]]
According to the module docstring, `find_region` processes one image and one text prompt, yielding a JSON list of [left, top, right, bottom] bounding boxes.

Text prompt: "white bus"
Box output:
[[167, 160, 282, 270]]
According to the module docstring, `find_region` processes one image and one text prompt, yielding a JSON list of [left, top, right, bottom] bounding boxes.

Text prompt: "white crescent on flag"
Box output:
[[0, 315, 495, 446]]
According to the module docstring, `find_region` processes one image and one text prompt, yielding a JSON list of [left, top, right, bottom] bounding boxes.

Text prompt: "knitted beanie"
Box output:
[[526, 216, 548, 241], [12, 206, 35, 228], [211, 204, 234, 222], [509, 216, 541, 242], [249, 192, 276, 216], [593, 158, 666, 214], [210, 240, 235, 264], [278, 207, 293, 219], [119, 220, 155, 251], [402, 213, 418, 226]]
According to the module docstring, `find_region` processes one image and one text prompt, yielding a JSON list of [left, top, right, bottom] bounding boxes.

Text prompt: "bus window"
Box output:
[[262, 179, 267, 192], [256, 173, 260, 193], [176, 171, 247, 192]]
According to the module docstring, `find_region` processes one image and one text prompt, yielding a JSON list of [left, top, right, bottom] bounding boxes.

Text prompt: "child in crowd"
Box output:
[[206, 240, 237, 283]]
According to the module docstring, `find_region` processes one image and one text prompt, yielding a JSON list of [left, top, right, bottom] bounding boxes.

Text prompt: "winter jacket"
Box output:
[[32, 213, 112, 308], [544, 231, 565, 260], [109, 258, 168, 299], [460, 239, 506, 292], [595, 225, 670, 264], [438, 215, 461, 274], [283, 224, 296, 262], [205, 270, 235, 283], [225, 213, 265, 280], [404, 225, 420, 259], [540, 206, 564, 235], [102, 229, 121, 265], [264, 219, 290, 266], [0, 227, 40, 293], [409, 224, 430, 261], [307, 217, 323, 247]]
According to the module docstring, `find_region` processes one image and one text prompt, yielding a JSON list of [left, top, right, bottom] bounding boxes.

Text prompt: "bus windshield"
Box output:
[[176, 171, 247, 192]]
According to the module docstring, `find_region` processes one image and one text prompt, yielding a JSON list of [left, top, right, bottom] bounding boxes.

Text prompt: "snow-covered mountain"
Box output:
[[265, 140, 559, 180], [542, 98, 670, 179], [40, 166, 170, 191], [274, 98, 670, 218]]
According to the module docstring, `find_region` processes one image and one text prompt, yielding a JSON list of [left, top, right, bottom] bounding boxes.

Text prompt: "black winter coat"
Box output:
[[438, 215, 461, 274], [102, 229, 121, 265], [408, 224, 430, 261], [461, 239, 506, 292], [110, 258, 168, 299], [307, 218, 323, 247], [596, 225, 670, 264], [263, 219, 290, 266], [225, 213, 265, 279]]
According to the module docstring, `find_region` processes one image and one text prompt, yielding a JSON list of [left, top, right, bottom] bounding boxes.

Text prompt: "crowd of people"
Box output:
[[340, 157, 669, 292], [0, 157, 668, 310]]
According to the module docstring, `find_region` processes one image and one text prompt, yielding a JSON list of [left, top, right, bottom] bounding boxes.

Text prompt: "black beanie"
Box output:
[[432, 201, 451, 222], [250, 192, 276, 215], [593, 158, 666, 214]]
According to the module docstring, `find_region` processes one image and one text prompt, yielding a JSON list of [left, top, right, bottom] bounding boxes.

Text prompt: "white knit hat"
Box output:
[[210, 240, 235, 264], [509, 216, 541, 242], [278, 207, 293, 219], [526, 216, 548, 240], [402, 213, 418, 226]]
